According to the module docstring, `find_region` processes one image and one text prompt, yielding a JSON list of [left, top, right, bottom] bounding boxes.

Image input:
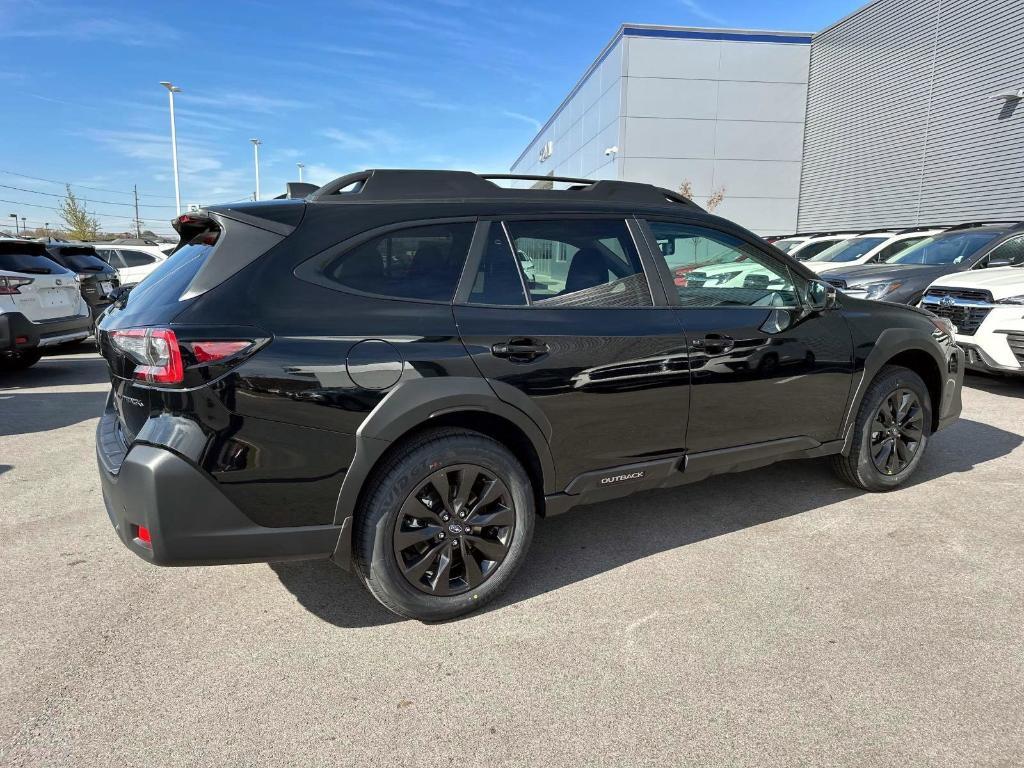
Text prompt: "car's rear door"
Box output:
[[454, 216, 690, 490], [639, 216, 855, 453]]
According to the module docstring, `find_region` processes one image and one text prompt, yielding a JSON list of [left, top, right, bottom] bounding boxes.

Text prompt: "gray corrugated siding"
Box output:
[[798, 0, 1024, 230]]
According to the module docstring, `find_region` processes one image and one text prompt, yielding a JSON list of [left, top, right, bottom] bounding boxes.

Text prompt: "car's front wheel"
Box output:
[[354, 428, 535, 621], [831, 365, 932, 491]]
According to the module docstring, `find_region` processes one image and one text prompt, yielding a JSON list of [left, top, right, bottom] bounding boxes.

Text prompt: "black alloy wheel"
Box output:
[[393, 464, 515, 595], [869, 387, 924, 475]]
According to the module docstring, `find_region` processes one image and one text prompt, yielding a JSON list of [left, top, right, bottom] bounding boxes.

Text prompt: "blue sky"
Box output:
[[0, 0, 861, 235]]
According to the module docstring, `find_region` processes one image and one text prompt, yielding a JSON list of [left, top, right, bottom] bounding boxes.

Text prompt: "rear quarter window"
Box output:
[[299, 221, 475, 302]]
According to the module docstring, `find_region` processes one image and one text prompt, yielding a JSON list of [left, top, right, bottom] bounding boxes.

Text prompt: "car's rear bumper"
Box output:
[[96, 411, 342, 566], [1, 311, 92, 352]]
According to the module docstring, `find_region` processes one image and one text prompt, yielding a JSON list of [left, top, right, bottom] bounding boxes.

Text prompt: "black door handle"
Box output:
[[491, 338, 549, 361], [697, 334, 735, 355]]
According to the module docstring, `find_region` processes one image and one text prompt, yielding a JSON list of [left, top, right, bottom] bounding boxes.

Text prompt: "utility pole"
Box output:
[[133, 185, 142, 238], [250, 138, 262, 201]]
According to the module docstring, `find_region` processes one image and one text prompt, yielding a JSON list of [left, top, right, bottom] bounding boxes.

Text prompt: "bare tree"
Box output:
[[678, 179, 726, 213], [58, 185, 100, 241]]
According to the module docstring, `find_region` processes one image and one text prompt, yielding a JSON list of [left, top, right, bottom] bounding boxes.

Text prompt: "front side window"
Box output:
[[792, 239, 840, 260], [318, 222, 475, 302], [875, 237, 924, 263], [887, 231, 1000, 265], [648, 221, 799, 308], [502, 219, 652, 308], [981, 235, 1024, 267]]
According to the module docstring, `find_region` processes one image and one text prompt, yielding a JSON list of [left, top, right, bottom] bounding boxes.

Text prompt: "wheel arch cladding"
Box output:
[[334, 376, 556, 524], [845, 328, 946, 448]]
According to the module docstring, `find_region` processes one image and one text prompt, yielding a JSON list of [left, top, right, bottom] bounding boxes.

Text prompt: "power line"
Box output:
[[0, 183, 178, 210], [0, 167, 177, 201], [0, 196, 171, 224]]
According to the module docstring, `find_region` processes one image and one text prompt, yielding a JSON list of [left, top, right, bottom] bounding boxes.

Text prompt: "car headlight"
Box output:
[[995, 294, 1024, 305], [862, 280, 903, 300]]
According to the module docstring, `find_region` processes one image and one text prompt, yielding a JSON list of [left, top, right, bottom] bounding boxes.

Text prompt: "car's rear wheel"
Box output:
[[831, 365, 931, 491], [0, 349, 43, 371], [354, 428, 535, 621]]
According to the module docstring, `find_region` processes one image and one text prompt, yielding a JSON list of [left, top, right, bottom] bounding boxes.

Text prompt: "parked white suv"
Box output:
[[803, 228, 944, 274], [1, 239, 92, 370], [921, 260, 1024, 376], [92, 244, 167, 287], [772, 233, 860, 261]]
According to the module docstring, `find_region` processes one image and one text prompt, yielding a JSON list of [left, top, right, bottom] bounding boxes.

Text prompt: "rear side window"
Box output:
[[315, 222, 474, 302], [95, 249, 125, 268], [502, 219, 652, 308], [119, 249, 158, 267]]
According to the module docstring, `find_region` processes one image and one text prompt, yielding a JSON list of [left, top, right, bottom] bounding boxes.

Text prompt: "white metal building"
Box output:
[[510, 25, 813, 234], [511, 2, 1024, 234]]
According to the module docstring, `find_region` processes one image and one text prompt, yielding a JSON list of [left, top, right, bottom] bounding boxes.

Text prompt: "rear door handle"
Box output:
[[491, 338, 549, 361]]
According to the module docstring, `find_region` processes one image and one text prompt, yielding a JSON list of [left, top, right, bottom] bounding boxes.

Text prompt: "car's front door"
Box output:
[[454, 217, 690, 489], [641, 218, 855, 453]]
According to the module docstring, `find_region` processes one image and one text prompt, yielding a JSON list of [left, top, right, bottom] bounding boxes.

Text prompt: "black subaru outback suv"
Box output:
[[96, 170, 964, 620]]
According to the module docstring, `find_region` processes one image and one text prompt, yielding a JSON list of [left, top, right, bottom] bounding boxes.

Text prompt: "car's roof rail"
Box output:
[[893, 225, 949, 234], [946, 220, 1024, 231], [307, 169, 702, 208]]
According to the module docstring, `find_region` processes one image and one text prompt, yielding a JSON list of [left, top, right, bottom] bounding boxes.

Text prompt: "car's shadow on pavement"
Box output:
[[963, 371, 1024, 399], [1, 349, 108, 393], [271, 417, 1022, 628]]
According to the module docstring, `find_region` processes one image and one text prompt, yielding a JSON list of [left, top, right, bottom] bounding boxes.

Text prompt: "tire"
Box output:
[[831, 365, 932, 491], [354, 427, 535, 621], [0, 349, 43, 371]]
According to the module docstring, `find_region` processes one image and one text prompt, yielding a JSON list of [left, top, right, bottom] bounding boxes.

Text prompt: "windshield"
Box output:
[[807, 236, 888, 263], [772, 238, 804, 253], [886, 231, 1001, 265]]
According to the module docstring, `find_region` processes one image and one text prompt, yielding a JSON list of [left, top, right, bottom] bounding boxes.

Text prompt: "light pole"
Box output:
[[44, 222, 50, 238], [8, 213, 18, 235], [160, 81, 183, 216], [296, 162, 305, 183], [250, 138, 263, 200]]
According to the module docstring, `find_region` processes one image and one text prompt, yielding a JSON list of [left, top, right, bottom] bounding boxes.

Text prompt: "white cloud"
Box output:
[[677, 0, 727, 26], [321, 128, 403, 154], [501, 111, 542, 131]]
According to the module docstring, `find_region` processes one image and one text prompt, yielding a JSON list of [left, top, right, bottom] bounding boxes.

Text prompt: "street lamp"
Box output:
[[160, 81, 183, 216], [8, 213, 18, 235], [251, 138, 263, 201], [296, 162, 305, 183]]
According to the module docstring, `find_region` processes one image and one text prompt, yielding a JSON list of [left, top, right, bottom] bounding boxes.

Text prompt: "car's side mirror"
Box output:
[[986, 257, 1012, 268], [806, 279, 837, 312]]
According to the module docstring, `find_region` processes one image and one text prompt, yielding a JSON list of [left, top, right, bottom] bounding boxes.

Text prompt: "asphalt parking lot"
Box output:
[[1, 346, 1023, 767]]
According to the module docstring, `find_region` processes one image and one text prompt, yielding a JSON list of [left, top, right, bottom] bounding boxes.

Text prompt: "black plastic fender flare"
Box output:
[[839, 328, 948, 453], [330, 376, 555, 569]]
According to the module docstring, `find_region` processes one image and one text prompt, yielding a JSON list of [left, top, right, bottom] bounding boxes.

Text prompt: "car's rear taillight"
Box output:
[[111, 328, 185, 384], [0, 276, 33, 295], [189, 340, 252, 364]]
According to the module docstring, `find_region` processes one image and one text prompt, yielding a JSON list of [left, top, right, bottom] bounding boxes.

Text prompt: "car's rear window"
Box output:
[[0, 249, 63, 274], [50, 250, 109, 271]]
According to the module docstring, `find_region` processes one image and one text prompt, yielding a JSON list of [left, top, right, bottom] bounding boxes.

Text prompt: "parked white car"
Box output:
[[779, 233, 861, 261], [803, 229, 945, 274], [1, 239, 92, 369], [92, 244, 168, 287], [920, 263, 1024, 376]]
